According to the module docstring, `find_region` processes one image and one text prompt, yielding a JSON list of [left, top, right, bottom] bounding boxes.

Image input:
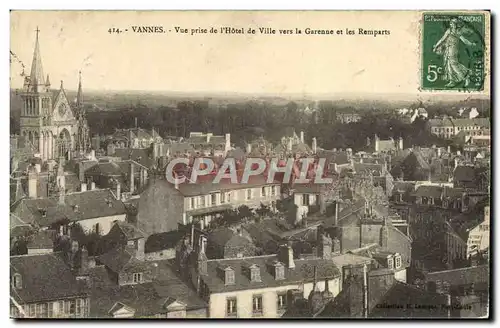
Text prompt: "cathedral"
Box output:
[[19, 28, 90, 163]]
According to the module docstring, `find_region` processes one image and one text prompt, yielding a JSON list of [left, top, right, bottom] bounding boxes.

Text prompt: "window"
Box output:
[[252, 295, 263, 315], [220, 192, 226, 204], [190, 197, 196, 209], [69, 300, 76, 315], [250, 266, 261, 282], [277, 293, 287, 310], [261, 187, 266, 197], [274, 263, 285, 280], [225, 269, 235, 285], [40, 303, 48, 318], [133, 272, 143, 283], [246, 189, 252, 200], [76, 299, 82, 317], [12, 273, 22, 289], [395, 256, 402, 269], [211, 193, 217, 206], [226, 192, 231, 203], [302, 194, 309, 206], [48, 302, 53, 318], [199, 196, 206, 207], [387, 258, 394, 269], [271, 186, 277, 196], [226, 298, 237, 317]]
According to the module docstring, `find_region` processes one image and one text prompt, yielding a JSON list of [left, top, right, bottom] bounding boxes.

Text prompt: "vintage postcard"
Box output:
[[9, 10, 490, 319]]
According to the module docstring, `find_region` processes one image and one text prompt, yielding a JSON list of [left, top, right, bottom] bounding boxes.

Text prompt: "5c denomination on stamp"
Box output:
[[421, 12, 486, 92]]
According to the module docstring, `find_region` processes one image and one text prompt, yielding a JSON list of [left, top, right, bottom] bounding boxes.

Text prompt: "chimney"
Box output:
[[246, 143, 252, 154], [334, 201, 339, 226], [278, 242, 295, 269], [437, 147, 442, 157], [398, 137, 404, 150], [129, 162, 135, 193], [312, 137, 317, 154], [115, 182, 121, 200], [447, 145, 451, 153], [300, 131, 305, 143], [318, 231, 333, 260], [78, 162, 85, 182], [454, 157, 459, 169], [90, 149, 96, 160], [136, 237, 145, 261], [374, 134, 380, 152], [319, 194, 327, 214], [28, 168, 38, 198], [197, 235, 208, 276], [362, 264, 368, 318], [58, 187, 65, 204], [80, 246, 89, 273], [225, 133, 231, 155], [80, 183, 87, 192], [287, 138, 293, 152], [286, 289, 303, 308]]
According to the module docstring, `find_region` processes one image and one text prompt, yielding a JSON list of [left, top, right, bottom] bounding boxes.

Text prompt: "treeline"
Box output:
[[85, 100, 447, 151]]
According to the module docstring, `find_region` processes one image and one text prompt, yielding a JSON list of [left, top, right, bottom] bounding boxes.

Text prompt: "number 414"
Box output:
[[426, 65, 443, 82]]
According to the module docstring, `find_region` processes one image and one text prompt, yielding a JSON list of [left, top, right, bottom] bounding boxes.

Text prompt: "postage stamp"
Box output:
[[421, 12, 486, 92]]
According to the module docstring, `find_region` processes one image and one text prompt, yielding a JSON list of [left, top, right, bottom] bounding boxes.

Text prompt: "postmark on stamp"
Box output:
[[421, 12, 486, 92]]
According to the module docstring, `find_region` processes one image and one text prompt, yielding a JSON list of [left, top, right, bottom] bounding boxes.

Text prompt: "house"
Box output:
[[366, 135, 404, 153], [104, 221, 147, 254], [83, 158, 150, 197], [136, 173, 281, 236], [26, 230, 55, 255], [206, 227, 257, 259], [107, 127, 163, 150], [458, 107, 480, 119], [181, 236, 341, 318], [425, 265, 489, 317], [10, 253, 90, 318], [427, 117, 490, 139], [88, 255, 207, 318], [145, 230, 186, 261], [453, 165, 489, 191], [11, 188, 127, 236], [336, 112, 361, 124], [466, 206, 490, 258], [314, 264, 450, 318], [184, 132, 232, 157]]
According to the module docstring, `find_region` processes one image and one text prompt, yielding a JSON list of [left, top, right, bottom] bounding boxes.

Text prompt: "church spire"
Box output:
[[76, 71, 83, 108], [29, 26, 46, 89]]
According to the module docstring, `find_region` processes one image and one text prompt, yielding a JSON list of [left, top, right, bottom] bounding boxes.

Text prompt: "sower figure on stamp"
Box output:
[[432, 18, 477, 87]]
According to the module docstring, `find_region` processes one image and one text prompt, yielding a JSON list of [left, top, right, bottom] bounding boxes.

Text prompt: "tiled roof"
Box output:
[[413, 185, 443, 199], [27, 230, 55, 249], [97, 246, 145, 273], [354, 163, 384, 176], [145, 231, 185, 253], [88, 260, 206, 317], [177, 174, 280, 197], [113, 148, 155, 169], [201, 255, 340, 293], [426, 265, 489, 286], [10, 253, 88, 304], [114, 221, 147, 240], [454, 165, 476, 182], [12, 189, 127, 227]]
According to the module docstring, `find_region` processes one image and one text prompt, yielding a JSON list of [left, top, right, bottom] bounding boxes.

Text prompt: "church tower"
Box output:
[[75, 71, 90, 152], [20, 27, 53, 157], [19, 28, 79, 163]]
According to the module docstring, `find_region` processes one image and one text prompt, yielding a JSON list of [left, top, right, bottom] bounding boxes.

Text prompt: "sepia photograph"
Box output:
[[8, 10, 491, 319]]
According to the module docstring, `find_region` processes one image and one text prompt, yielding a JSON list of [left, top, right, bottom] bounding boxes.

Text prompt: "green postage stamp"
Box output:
[[421, 12, 486, 92]]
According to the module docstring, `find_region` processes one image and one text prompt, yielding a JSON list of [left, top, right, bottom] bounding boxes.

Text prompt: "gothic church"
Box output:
[[19, 28, 90, 162]]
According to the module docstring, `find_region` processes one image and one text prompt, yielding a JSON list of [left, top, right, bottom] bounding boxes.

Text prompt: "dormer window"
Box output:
[[249, 264, 261, 282], [387, 257, 394, 270], [133, 272, 143, 283], [39, 208, 47, 217], [224, 267, 235, 286], [395, 255, 402, 269], [273, 261, 285, 280], [12, 273, 22, 289]]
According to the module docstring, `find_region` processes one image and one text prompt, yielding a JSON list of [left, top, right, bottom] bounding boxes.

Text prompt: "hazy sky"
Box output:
[[10, 11, 490, 96]]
